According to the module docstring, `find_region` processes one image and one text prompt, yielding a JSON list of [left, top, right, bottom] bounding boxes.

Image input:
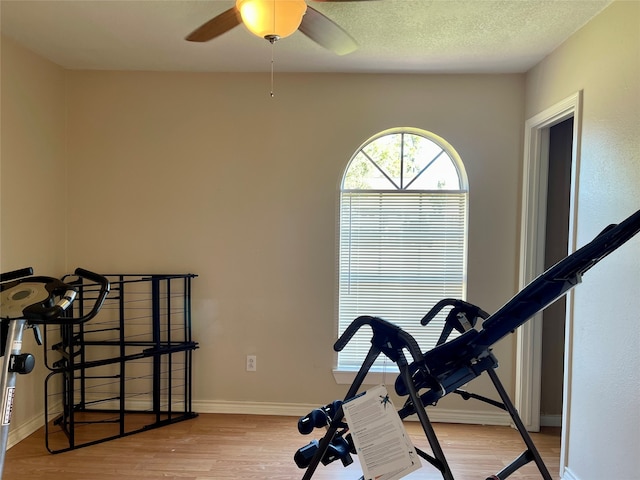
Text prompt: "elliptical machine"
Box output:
[[0, 267, 110, 478]]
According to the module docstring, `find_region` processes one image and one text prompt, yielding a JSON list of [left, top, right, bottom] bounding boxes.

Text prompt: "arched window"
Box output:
[[337, 128, 469, 371]]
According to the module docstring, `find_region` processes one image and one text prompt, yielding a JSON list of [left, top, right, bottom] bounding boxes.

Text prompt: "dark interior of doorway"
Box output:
[[540, 116, 573, 425]]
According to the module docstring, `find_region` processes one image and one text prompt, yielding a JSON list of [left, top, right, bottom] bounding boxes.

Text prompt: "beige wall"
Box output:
[[0, 36, 67, 439], [64, 71, 525, 410], [2, 32, 527, 433], [525, 1, 639, 479]]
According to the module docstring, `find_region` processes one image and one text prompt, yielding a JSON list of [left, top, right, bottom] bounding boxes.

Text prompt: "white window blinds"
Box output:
[[337, 191, 467, 370]]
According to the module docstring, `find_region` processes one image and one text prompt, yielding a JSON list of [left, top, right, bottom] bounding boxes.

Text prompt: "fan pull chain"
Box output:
[[269, 0, 277, 97], [270, 40, 275, 98]]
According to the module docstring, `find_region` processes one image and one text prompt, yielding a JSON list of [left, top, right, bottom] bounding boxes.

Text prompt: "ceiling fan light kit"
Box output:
[[185, 0, 360, 95], [186, 0, 360, 55], [236, 0, 308, 42]]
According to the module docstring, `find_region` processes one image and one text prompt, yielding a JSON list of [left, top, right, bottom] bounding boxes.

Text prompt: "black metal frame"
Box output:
[[43, 274, 198, 453], [299, 316, 550, 480]]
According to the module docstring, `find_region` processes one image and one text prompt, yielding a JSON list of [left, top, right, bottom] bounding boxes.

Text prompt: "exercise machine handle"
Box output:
[[73, 267, 106, 286], [420, 298, 490, 326], [0, 268, 34, 283], [22, 286, 77, 322], [50, 268, 110, 325], [334, 315, 424, 364]]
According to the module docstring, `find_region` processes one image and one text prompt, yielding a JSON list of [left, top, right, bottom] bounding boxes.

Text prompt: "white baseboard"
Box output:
[[562, 466, 580, 480], [7, 400, 65, 450], [193, 400, 320, 417], [7, 413, 43, 450], [540, 414, 562, 427], [421, 407, 512, 426], [193, 400, 512, 426]]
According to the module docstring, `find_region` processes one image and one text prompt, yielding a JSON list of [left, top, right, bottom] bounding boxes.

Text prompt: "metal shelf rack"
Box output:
[[43, 274, 199, 453]]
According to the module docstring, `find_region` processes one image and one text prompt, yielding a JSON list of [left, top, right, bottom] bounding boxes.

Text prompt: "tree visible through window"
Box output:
[[337, 128, 469, 371]]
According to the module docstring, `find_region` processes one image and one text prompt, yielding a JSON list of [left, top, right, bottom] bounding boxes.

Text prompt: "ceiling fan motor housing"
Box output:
[[236, 0, 308, 40]]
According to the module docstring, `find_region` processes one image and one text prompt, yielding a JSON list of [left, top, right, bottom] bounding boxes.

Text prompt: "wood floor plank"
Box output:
[[4, 414, 560, 479]]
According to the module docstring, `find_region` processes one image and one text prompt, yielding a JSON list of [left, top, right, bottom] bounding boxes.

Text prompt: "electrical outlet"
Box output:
[[246, 355, 257, 372]]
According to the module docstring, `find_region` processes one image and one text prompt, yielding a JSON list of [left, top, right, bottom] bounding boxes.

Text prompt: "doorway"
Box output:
[[516, 91, 582, 477]]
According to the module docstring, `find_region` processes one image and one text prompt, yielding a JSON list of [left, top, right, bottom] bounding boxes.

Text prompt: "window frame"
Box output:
[[333, 128, 469, 383]]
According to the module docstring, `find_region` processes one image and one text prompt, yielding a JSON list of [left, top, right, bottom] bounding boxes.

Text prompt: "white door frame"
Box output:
[[516, 91, 582, 473]]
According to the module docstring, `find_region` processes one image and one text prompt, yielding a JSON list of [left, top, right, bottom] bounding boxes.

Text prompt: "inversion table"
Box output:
[[295, 208, 640, 480]]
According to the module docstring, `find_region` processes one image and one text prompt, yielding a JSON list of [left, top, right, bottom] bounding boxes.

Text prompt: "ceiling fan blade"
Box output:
[[186, 7, 241, 42], [298, 6, 358, 55]]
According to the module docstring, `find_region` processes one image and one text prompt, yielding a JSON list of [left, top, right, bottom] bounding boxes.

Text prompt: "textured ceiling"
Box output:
[[0, 0, 612, 74]]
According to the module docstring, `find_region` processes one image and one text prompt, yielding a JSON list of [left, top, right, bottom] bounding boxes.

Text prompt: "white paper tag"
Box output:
[[342, 385, 421, 480]]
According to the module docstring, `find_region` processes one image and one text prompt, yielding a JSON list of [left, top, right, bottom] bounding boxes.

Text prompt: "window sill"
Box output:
[[332, 368, 400, 386]]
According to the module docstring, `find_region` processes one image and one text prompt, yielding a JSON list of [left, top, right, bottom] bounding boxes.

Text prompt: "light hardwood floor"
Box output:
[[4, 414, 560, 480]]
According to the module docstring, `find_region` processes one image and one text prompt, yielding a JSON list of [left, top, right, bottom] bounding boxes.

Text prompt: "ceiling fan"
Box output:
[[186, 0, 372, 55]]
